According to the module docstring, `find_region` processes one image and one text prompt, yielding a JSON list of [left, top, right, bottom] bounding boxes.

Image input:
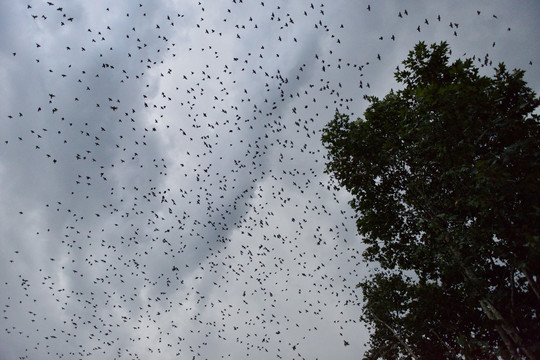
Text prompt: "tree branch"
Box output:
[[522, 267, 540, 302], [368, 309, 420, 360]]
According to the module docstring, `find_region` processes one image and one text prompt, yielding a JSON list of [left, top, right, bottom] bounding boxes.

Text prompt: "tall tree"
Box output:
[[322, 42, 540, 359]]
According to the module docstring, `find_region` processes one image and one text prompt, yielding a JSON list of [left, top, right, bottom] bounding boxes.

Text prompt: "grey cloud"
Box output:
[[1, 1, 539, 359]]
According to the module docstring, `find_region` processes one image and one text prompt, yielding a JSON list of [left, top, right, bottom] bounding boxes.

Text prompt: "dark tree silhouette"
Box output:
[[322, 42, 540, 359]]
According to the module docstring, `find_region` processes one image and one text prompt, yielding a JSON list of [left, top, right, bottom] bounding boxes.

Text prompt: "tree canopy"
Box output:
[[322, 42, 540, 359]]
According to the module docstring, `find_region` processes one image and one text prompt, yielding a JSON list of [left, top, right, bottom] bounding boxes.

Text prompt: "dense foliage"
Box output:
[[322, 42, 540, 359]]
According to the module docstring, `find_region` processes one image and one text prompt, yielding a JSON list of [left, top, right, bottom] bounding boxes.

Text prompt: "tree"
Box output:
[[322, 42, 540, 359]]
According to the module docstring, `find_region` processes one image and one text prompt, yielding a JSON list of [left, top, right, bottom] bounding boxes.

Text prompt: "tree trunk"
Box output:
[[479, 300, 520, 359]]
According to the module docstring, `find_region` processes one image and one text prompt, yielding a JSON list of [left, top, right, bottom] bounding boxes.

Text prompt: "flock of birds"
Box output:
[[1, 1, 534, 359]]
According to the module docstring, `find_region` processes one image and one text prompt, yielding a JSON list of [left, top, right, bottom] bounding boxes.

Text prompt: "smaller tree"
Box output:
[[322, 42, 540, 359]]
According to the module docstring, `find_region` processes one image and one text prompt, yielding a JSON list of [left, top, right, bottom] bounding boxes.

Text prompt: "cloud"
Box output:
[[1, 1, 539, 359]]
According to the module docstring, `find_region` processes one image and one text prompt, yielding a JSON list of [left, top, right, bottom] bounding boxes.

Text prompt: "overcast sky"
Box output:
[[1, 1, 539, 359]]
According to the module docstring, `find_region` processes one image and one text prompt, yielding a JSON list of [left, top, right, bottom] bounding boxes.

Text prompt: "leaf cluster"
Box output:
[[322, 42, 540, 359]]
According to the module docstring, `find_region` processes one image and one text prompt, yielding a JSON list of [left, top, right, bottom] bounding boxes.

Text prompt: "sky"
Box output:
[[0, 1, 539, 359]]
